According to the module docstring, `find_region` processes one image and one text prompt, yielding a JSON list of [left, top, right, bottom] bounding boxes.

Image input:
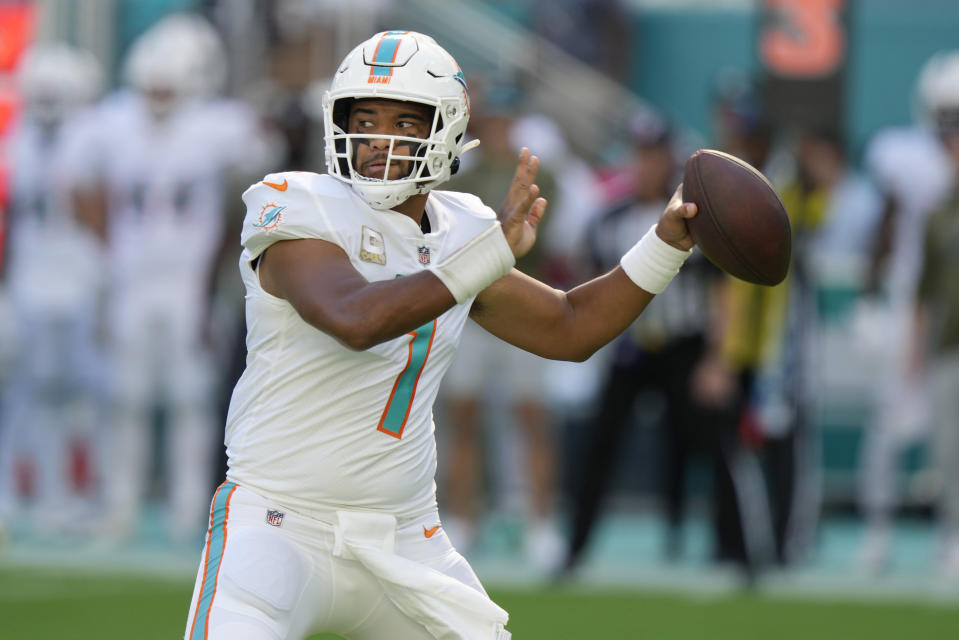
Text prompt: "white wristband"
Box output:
[[620, 224, 693, 294], [430, 222, 516, 304]]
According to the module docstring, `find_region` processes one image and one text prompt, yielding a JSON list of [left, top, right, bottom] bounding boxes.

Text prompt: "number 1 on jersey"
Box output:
[[377, 319, 437, 439]]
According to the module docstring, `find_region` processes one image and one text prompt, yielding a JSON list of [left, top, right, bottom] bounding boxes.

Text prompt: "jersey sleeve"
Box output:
[[864, 130, 905, 196], [865, 128, 939, 200], [240, 173, 342, 260]]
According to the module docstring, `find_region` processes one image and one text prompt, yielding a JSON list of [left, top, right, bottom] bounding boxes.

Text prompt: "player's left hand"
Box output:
[[655, 184, 698, 251], [498, 147, 548, 258]]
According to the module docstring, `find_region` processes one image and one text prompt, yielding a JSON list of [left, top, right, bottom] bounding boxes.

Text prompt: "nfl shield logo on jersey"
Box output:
[[266, 510, 285, 527], [418, 246, 431, 265]]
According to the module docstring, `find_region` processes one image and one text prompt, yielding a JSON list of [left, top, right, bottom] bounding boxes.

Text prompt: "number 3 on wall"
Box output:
[[760, 0, 845, 78], [377, 319, 437, 439]]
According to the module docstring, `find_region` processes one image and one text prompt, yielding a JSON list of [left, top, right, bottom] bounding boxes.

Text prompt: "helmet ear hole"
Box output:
[[332, 97, 354, 131]]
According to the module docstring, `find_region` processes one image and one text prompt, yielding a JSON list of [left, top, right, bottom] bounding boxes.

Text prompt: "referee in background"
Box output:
[[560, 110, 770, 577]]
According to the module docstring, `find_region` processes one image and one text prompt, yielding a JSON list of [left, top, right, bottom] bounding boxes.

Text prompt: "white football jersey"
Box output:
[[5, 113, 104, 312], [88, 90, 267, 295], [225, 172, 498, 518]]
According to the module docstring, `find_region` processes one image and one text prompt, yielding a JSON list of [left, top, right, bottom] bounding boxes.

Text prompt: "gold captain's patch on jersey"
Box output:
[[360, 226, 387, 265]]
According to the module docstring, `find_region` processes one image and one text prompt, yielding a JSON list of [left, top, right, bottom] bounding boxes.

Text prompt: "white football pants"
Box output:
[[101, 285, 215, 542], [184, 483, 511, 640]]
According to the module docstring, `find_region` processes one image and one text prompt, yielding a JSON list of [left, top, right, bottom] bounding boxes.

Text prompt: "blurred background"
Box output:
[[1, 0, 959, 637]]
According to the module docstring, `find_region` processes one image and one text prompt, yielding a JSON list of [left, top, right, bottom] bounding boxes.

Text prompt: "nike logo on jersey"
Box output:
[[263, 178, 288, 191], [423, 525, 440, 539]]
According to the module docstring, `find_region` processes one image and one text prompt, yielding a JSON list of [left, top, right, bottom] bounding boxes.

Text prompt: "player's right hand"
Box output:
[[655, 184, 698, 251], [497, 147, 548, 258]]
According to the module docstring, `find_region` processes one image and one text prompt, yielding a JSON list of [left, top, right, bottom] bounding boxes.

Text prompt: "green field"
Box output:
[[1, 567, 957, 639]]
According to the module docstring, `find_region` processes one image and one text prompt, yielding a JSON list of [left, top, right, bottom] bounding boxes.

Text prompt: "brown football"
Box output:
[[682, 149, 791, 286]]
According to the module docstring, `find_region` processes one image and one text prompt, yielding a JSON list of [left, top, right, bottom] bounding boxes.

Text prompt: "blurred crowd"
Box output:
[[1, 0, 958, 590]]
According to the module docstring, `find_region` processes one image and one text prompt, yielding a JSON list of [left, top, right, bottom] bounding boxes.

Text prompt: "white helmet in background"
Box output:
[[323, 31, 474, 210], [18, 43, 103, 126], [123, 12, 227, 115], [915, 50, 959, 132]]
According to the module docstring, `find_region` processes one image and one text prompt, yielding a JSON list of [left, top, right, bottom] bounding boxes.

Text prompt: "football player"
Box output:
[[184, 30, 698, 640], [82, 14, 271, 545], [911, 51, 959, 580], [856, 49, 959, 573], [0, 44, 105, 536]]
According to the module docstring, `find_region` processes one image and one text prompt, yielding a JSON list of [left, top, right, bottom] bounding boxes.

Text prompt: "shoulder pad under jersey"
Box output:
[[240, 172, 348, 259]]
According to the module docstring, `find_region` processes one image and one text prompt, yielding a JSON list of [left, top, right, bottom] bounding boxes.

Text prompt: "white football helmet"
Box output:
[[323, 31, 474, 210], [18, 43, 103, 126], [915, 50, 959, 131], [123, 12, 227, 115]]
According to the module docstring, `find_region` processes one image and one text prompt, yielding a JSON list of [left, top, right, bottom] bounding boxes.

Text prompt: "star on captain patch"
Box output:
[[418, 246, 431, 265], [360, 225, 386, 265]]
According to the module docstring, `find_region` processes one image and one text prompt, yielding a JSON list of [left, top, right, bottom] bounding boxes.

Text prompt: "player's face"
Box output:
[[144, 85, 178, 120], [348, 99, 433, 180]]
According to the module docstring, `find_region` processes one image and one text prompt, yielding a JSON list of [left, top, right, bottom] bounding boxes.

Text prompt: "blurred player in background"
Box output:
[[439, 79, 564, 569], [856, 50, 957, 573], [711, 118, 859, 570], [563, 110, 727, 570], [0, 44, 105, 538], [508, 112, 604, 291], [688, 73, 781, 574], [912, 81, 959, 579], [748, 125, 874, 567], [79, 13, 271, 545], [184, 30, 698, 639]]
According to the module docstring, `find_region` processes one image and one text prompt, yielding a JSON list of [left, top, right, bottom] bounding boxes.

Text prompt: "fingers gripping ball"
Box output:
[[682, 149, 791, 286]]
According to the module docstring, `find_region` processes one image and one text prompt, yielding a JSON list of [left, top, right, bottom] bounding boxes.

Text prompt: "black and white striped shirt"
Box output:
[[586, 196, 722, 350]]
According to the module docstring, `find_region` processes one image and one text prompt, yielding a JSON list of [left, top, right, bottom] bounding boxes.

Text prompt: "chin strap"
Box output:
[[461, 138, 482, 154]]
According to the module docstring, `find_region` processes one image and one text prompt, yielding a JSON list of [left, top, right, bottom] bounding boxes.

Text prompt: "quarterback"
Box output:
[[185, 31, 698, 640]]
